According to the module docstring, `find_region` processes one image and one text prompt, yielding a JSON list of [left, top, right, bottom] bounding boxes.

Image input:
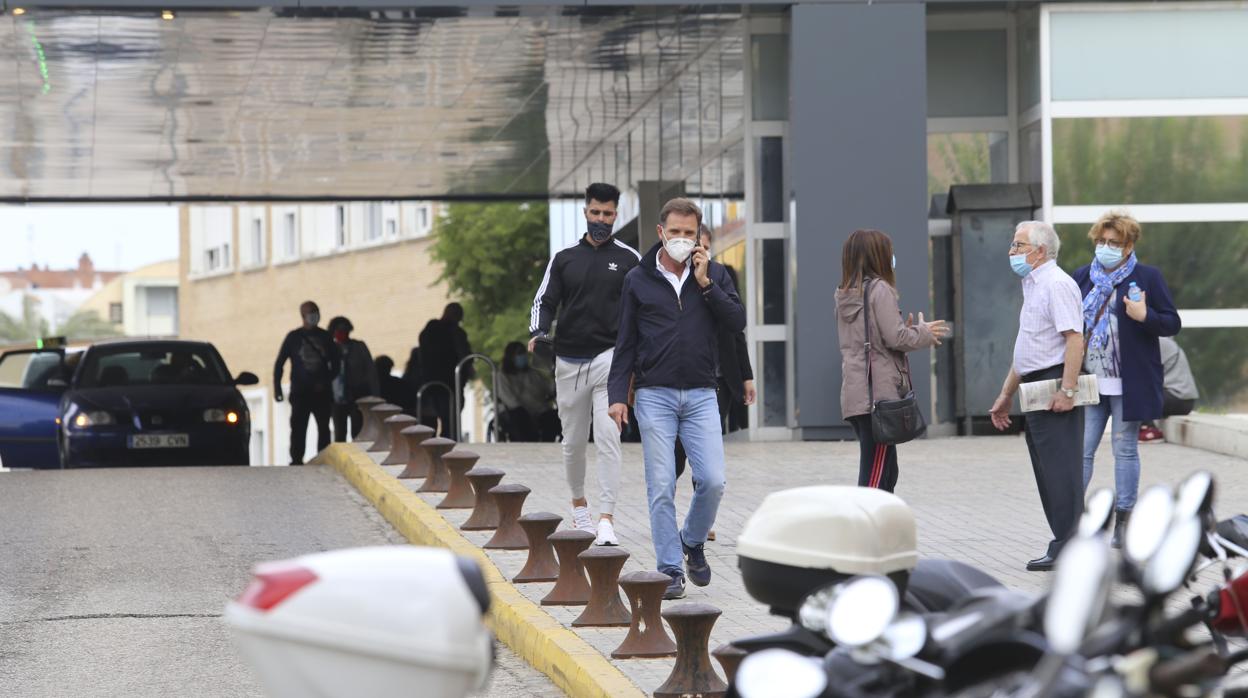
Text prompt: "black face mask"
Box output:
[[587, 220, 613, 243]]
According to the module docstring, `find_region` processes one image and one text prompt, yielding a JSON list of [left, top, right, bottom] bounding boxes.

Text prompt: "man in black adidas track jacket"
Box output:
[[529, 182, 640, 546]]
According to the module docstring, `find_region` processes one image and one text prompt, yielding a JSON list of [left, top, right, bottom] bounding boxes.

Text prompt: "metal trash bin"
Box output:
[[225, 546, 493, 698]]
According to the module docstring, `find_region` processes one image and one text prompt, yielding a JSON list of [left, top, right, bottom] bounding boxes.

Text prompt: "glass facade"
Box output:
[[1053, 116, 1248, 206], [926, 30, 1008, 118], [927, 132, 1009, 202]]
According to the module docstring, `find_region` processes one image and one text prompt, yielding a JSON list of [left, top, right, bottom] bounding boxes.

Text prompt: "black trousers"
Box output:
[[847, 414, 899, 493], [332, 404, 363, 443], [290, 392, 333, 465], [1021, 365, 1085, 557]]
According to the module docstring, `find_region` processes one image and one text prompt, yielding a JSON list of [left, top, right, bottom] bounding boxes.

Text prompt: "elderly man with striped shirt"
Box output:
[[989, 221, 1086, 572]]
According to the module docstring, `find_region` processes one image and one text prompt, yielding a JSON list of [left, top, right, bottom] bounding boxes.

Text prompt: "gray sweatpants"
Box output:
[[555, 349, 622, 516]]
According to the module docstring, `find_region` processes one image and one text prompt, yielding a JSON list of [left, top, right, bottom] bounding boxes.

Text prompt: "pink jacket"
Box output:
[[835, 279, 935, 418]]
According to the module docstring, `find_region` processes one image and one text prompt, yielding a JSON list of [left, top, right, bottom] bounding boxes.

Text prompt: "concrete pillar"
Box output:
[[790, 3, 929, 438]]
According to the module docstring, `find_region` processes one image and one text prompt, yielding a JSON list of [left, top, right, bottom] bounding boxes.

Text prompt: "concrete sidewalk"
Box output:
[[360, 434, 1244, 696]]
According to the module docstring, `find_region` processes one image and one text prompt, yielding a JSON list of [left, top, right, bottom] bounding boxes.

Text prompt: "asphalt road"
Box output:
[[0, 465, 563, 698]]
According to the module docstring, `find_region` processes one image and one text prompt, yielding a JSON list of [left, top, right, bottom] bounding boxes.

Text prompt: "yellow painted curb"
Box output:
[[319, 443, 646, 698]]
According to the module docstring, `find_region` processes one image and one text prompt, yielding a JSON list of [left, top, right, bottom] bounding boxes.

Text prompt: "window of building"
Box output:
[[240, 209, 266, 268], [365, 202, 383, 241], [109, 302, 123, 324], [335, 205, 347, 248], [281, 212, 298, 260], [188, 206, 232, 277]]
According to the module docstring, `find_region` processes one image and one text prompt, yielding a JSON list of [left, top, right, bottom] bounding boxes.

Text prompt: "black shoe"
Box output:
[[663, 571, 687, 600], [682, 536, 712, 587], [1026, 554, 1056, 572], [1111, 509, 1131, 549]]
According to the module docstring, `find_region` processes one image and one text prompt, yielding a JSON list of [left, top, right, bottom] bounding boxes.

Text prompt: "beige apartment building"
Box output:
[[178, 201, 452, 465]]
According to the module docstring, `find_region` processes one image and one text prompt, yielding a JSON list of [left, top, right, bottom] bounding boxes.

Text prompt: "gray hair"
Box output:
[[1016, 220, 1060, 260]]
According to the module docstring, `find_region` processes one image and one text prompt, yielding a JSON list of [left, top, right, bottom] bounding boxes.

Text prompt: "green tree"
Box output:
[[55, 309, 120, 341], [0, 295, 49, 344], [429, 202, 551, 381], [1052, 117, 1248, 407]]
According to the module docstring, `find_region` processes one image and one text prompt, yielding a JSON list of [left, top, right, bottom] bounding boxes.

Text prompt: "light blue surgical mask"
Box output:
[[1095, 244, 1124, 268], [891, 254, 896, 269], [1010, 254, 1033, 278]]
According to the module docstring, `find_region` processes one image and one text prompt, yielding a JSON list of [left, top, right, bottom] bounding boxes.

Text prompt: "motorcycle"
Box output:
[[730, 485, 1016, 658]]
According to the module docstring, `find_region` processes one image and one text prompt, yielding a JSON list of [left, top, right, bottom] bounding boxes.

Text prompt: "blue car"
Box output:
[[0, 339, 258, 469]]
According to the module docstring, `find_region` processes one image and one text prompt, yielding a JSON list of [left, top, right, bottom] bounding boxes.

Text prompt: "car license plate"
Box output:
[[129, 434, 190, 449]]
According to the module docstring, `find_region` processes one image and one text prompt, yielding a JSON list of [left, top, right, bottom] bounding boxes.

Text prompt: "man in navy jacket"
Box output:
[[607, 198, 746, 599]]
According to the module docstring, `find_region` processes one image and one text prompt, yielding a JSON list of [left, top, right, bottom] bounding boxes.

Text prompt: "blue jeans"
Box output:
[[1082, 394, 1141, 511], [634, 387, 727, 576]]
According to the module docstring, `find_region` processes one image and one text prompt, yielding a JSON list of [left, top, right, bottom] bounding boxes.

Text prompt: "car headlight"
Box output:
[[73, 411, 115, 428], [204, 408, 242, 424]]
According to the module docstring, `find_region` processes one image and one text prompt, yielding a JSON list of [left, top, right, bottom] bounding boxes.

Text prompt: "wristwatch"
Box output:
[[1060, 386, 1077, 399]]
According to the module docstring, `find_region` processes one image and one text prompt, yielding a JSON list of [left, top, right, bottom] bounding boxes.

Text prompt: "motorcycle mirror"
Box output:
[[825, 576, 899, 648], [1045, 536, 1113, 655], [1079, 488, 1116, 537], [879, 613, 927, 661], [1143, 515, 1204, 597], [1176, 471, 1215, 521], [735, 648, 828, 698], [1124, 485, 1176, 566]]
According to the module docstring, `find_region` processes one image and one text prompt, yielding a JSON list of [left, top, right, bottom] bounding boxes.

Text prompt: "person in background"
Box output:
[[530, 182, 640, 545], [328, 316, 380, 442], [419, 303, 475, 437], [401, 346, 434, 427], [374, 354, 415, 413], [274, 300, 338, 465], [608, 197, 744, 600], [1073, 211, 1181, 547], [835, 229, 948, 493], [1139, 337, 1199, 443], [989, 221, 1085, 572], [496, 341, 561, 442]]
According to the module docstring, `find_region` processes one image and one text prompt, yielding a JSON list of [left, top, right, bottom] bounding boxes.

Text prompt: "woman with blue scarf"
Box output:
[[1073, 211, 1181, 548]]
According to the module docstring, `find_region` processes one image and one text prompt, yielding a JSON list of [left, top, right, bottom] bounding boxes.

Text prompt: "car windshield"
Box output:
[[78, 346, 231, 388]]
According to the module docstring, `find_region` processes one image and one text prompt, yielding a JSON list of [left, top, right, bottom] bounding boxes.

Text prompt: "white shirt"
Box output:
[[1083, 289, 1123, 395], [656, 254, 691, 296], [1013, 260, 1084, 376]]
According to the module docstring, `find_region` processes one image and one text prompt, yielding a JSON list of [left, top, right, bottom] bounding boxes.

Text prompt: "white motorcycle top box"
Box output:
[[738, 486, 919, 574], [224, 546, 493, 698]]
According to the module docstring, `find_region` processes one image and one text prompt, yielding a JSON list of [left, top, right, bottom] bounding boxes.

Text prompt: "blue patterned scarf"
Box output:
[[1084, 252, 1137, 350]]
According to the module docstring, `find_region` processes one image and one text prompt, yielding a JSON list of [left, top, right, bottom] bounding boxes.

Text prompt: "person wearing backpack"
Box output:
[[274, 301, 339, 465]]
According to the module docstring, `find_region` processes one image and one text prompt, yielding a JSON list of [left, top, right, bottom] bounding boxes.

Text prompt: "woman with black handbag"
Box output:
[[835, 229, 949, 492]]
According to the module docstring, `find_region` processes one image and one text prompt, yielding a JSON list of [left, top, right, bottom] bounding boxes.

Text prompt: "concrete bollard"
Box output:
[[540, 530, 595, 606], [612, 571, 678, 659], [416, 437, 456, 493], [354, 397, 385, 442], [572, 547, 632, 627], [365, 404, 403, 453], [436, 450, 479, 509], [482, 484, 530, 550], [461, 467, 505, 531], [654, 603, 728, 698], [379, 414, 418, 465], [396, 425, 436, 479], [513, 512, 562, 583], [712, 643, 748, 686]]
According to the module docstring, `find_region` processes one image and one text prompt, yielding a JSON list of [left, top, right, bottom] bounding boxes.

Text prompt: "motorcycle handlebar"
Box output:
[[1154, 602, 1211, 641], [1149, 647, 1225, 694]]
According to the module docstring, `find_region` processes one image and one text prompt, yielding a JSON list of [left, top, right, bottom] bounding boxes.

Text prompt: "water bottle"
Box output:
[[1127, 282, 1142, 302]]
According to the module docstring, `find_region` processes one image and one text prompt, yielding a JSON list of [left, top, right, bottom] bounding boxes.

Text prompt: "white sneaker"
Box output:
[[572, 506, 595, 534], [595, 519, 619, 546]]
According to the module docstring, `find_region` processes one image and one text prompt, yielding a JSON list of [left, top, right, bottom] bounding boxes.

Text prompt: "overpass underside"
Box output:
[[0, 5, 746, 202]]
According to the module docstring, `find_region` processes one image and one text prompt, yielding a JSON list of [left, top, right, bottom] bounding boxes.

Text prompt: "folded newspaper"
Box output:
[[1019, 374, 1100, 412]]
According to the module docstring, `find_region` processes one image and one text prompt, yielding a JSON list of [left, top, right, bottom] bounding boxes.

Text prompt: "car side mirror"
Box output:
[[235, 372, 259, 386]]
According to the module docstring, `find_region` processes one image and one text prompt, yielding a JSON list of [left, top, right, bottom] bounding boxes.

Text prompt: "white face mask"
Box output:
[[663, 235, 695, 264]]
